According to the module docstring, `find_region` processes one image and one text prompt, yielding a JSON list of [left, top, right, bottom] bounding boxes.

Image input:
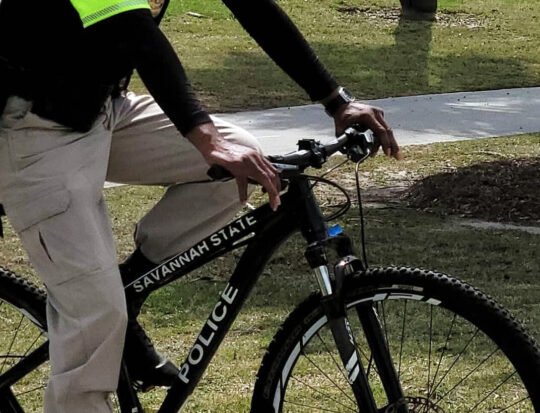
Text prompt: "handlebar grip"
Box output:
[[341, 127, 379, 160], [207, 165, 233, 181]]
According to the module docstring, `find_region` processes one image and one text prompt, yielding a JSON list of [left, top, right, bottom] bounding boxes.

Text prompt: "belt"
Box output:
[[2, 68, 114, 132]]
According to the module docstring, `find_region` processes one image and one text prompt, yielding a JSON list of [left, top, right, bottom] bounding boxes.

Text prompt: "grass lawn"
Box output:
[[1, 135, 538, 411], [128, 0, 540, 112], [1, 0, 539, 410]]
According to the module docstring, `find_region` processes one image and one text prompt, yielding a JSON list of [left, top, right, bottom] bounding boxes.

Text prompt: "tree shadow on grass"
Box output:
[[407, 157, 540, 224], [190, 14, 532, 112]]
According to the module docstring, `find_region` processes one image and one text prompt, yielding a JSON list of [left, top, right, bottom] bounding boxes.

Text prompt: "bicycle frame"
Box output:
[[0, 173, 404, 412], [126, 174, 404, 412], [122, 183, 303, 412]]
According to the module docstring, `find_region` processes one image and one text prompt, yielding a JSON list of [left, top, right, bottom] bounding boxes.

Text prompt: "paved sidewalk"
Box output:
[[105, 87, 539, 188], [218, 87, 540, 155]]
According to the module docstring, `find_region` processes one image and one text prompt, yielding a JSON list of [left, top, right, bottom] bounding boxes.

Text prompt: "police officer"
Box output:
[[0, 0, 400, 411]]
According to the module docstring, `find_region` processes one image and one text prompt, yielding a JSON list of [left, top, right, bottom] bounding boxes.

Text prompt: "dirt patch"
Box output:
[[406, 157, 540, 224], [337, 6, 490, 28]]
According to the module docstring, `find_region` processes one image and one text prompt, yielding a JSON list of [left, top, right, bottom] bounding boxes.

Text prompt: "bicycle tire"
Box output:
[[252, 266, 540, 412], [0, 266, 48, 412], [0, 268, 137, 413]]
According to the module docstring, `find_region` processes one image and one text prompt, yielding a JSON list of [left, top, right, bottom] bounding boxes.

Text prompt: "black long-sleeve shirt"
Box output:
[[0, 0, 337, 135]]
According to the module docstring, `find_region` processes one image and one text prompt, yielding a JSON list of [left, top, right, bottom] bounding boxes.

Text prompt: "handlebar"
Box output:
[[207, 126, 378, 181]]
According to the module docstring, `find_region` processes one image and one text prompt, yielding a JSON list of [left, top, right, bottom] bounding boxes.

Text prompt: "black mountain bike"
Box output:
[[0, 127, 539, 412]]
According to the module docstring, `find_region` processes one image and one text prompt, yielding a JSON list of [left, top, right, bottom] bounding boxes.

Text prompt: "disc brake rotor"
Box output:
[[383, 396, 446, 413]]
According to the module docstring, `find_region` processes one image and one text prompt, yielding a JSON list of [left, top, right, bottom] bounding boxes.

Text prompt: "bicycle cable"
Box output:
[[303, 174, 351, 221], [355, 156, 370, 269]]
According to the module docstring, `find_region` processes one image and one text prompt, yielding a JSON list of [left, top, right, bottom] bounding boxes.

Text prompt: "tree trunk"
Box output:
[[400, 0, 437, 20]]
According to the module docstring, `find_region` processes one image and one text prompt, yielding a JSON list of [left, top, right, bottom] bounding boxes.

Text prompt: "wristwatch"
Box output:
[[323, 87, 356, 117]]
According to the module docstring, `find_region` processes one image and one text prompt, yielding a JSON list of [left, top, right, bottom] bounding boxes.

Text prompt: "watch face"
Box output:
[[340, 88, 355, 102]]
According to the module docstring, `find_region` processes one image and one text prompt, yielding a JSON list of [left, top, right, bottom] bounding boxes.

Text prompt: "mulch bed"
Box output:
[[406, 157, 540, 224]]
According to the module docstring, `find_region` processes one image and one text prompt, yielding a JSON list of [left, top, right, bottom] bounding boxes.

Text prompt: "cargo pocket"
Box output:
[[8, 187, 70, 234], [7, 187, 72, 286]]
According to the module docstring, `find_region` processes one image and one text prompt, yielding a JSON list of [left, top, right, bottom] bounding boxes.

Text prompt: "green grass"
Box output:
[[339, 133, 540, 187], [0, 136, 538, 411], [127, 0, 540, 112], [2, 0, 540, 409]]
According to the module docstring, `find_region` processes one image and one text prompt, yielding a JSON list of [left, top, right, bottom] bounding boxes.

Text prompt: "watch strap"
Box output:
[[324, 87, 355, 116]]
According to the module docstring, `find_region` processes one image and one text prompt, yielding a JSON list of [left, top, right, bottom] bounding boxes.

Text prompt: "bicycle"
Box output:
[[0, 126, 539, 412]]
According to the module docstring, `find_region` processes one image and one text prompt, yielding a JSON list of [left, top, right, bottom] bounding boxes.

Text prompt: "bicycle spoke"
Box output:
[[301, 348, 356, 406], [425, 305, 434, 412], [353, 341, 378, 376], [22, 332, 45, 357], [430, 327, 480, 397], [435, 347, 499, 406], [365, 353, 374, 378], [467, 371, 516, 412], [397, 300, 407, 379], [427, 313, 456, 400], [283, 398, 353, 413], [289, 374, 357, 412], [1, 314, 24, 375], [498, 395, 532, 412], [379, 302, 389, 348], [353, 307, 381, 378], [314, 332, 352, 389], [14, 384, 47, 397]]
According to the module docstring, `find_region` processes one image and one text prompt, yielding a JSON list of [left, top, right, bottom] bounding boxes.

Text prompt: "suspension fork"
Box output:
[[356, 302, 409, 413], [296, 173, 407, 412], [295, 176, 377, 408], [305, 244, 379, 412]]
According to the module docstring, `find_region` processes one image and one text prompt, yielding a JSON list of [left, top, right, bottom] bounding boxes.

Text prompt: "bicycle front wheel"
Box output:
[[0, 267, 49, 412], [252, 267, 540, 412]]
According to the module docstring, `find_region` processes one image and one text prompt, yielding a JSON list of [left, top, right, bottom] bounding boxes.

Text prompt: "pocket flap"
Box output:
[[8, 188, 70, 233]]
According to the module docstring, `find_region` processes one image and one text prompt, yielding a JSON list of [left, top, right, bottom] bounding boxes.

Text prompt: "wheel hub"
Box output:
[[383, 396, 445, 413]]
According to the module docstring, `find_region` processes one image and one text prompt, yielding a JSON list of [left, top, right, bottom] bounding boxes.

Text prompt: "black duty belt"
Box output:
[[0, 60, 114, 132]]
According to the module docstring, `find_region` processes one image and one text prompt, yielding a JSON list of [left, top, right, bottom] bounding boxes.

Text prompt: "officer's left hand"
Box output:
[[333, 102, 402, 160]]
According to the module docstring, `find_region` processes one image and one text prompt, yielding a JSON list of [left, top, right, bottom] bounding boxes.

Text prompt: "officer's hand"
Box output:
[[333, 102, 402, 160], [187, 122, 281, 211]]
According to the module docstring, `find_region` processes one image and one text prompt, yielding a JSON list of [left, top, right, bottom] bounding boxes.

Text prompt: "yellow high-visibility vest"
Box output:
[[70, 0, 150, 28]]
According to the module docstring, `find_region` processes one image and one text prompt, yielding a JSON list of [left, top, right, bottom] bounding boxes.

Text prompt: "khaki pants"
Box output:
[[0, 93, 260, 412]]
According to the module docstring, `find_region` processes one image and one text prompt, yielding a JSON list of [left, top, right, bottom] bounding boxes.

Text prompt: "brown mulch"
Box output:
[[406, 157, 540, 224], [336, 6, 490, 28]]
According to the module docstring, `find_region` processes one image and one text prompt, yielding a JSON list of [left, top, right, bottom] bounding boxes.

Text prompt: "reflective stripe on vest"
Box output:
[[70, 0, 150, 28]]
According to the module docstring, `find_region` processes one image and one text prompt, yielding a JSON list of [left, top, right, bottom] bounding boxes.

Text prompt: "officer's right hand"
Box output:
[[186, 122, 281, 211]]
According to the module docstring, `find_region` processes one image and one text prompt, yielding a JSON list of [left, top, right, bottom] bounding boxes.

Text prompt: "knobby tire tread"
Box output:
[[0, 266, 46, 326], [251, 266, 540, 412]]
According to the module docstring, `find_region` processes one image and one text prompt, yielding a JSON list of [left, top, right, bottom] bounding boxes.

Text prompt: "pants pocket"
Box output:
[[7, 187, 107, 286], [7, 188, 74, 285], [8, 187, 70, 234]]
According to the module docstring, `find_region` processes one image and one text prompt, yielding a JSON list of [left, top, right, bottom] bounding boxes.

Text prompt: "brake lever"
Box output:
[[272, 163, 301, 179], [340, 128, 378, 161]]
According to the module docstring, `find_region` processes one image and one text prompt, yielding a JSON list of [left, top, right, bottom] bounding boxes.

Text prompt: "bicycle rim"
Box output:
[[254, 267, 540, 412]]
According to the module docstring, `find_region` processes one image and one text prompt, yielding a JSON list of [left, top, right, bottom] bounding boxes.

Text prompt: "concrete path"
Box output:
[[218, 87, 540, 155], [105, 87, 539, 188]]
